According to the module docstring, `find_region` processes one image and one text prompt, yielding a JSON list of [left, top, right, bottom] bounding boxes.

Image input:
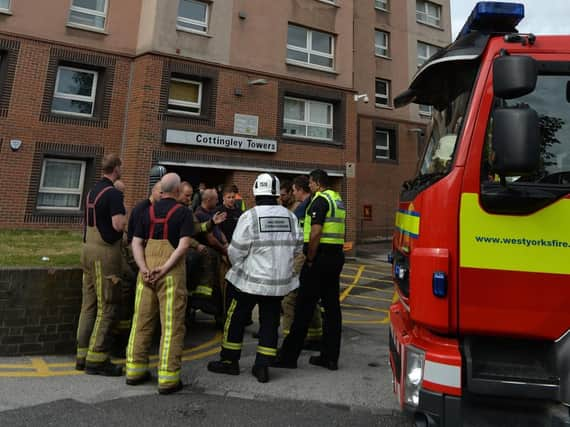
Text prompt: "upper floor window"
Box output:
[[287, 24, 334, 71], [375, 0, 388, 11], [177, 0, 209, 34], [37, 158, 86, 210], [0, 0, 11, 12], [417, 41, 439, 68], [416, 0, 441, 27], [68, 0, 108, 30], [168, 78, 202, 115], [375, 128, 396, 161], [375, 78, 390, 107], [283, 97, 333, 141], [419, 104, 432, 116], [51, 66, 98, 117], [374, 30, 389, 58]]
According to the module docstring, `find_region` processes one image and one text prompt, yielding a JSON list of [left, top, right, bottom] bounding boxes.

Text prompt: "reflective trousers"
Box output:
[[279, 248, 345, 363], [281, 290, 322, 342], [126, 239, 187, 391], [221, 284, 282, 367], [76, 227, 122, 366]]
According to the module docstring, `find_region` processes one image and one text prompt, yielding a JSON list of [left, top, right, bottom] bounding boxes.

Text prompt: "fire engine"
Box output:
[[389, 2, 570, 425]]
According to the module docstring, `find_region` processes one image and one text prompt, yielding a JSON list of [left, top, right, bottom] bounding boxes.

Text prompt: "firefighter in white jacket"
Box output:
[[207, 173, 303, 383]]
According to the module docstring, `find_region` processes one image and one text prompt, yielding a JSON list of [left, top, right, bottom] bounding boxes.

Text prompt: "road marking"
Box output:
[[341, 303, 389, 313], [339, 265, 365, 302], [345, 294, 393, 303], [341, 283, 394, 294], [30, 357, 50, 375]]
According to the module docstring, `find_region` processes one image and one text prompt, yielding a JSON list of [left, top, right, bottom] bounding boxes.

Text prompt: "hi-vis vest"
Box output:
[[304, 190, 346, 245]]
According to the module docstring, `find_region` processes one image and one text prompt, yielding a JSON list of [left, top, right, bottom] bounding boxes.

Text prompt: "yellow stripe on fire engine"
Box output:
[[395, 209, 420, 239], [460, 193, 570, 275]]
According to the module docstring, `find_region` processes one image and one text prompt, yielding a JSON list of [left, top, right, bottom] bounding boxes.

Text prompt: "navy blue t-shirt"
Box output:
[[127, 198, 151, 244], [85, 177, 125, 244]]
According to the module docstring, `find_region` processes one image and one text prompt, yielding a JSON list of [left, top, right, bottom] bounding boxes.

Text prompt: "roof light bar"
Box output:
[[458, 2, 524, 38]]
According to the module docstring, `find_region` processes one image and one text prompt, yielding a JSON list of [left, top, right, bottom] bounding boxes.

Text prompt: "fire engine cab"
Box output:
[[389, 2, 570, 426]]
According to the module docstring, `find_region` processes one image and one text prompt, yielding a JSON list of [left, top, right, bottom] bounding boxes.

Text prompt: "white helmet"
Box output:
[[253, 173, 280, 197]]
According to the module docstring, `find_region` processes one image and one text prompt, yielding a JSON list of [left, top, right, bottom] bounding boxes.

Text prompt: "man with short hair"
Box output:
[[177, 181, 194, 212], [76, 154, 126, 376], [219, 185, 242, 243], [274, 169, 346, 371], [279, 179, 296, 211], [127, 173, 193, 394]]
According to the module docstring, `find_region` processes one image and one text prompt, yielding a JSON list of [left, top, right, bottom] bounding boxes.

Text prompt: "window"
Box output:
[[375, 79, 390, 107], [283, 97, 333, 141], [374, 30, 389, 58], [168, 78, 202, 115], [419, 104, 432, 116], [416, 0, 441, 27], [68, 0, 108, 30], [177, 0, 208, 34], [51, 66, 98, 117], [0, 0, 11, 12], [375, 129, 396, 161], [417, 41, 439, 68], [37, 158, 86, 210], [375, 0, 388, 11], [287, 24, 334, 71]]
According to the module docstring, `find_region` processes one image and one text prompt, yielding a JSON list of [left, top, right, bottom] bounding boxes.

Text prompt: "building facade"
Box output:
[[353, 0, 451, 239]]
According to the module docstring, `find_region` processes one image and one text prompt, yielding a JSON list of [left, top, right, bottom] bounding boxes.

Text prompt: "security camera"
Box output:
[[353, 94, 369, 103]]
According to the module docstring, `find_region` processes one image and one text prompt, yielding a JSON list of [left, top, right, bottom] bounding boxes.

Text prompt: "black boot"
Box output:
[[207, 360, 240, 375], [85, 360, 124, 377], [252, 365, 269, 383], [158, 381, 184, 395], [126, 371, 151, 386], [308, 355, 338, 371], [75, 358, 85, 371]]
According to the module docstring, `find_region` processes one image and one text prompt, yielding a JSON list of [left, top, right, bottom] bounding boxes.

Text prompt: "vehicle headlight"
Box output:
[[404, 346, 425, 407]]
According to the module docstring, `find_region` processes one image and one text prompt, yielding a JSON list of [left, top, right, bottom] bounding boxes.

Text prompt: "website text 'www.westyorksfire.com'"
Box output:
[[474, 236, 570, 248]]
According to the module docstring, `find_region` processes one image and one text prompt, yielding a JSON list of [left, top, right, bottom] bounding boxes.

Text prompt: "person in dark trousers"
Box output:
[[207, 173, 303, 383], [76, 154, 126, 376], [274, 169, 346, 371], [126, 173, 193, 394]]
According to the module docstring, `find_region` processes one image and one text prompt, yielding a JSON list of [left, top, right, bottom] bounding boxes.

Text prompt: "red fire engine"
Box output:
[[389, 2, 570, 426]]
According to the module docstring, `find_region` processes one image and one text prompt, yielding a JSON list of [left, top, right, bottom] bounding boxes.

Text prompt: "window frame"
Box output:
[[375, 78, 391, 108], [177, 0, 209, 35], [37, 158, 86, 211], [374, 128, 397, 162], [0, 0, 11, 13], [419, 104, 432, 117], [167, 77, 203, 116], [374, 30, 390, 58], [375, 0, 388, 12], [68, 0, 108, 31], [286, 24, 335, 72], [283, 96, 334, 142], [417, 41, 439, 68], [416, 0, 441, 28], [51, 65, 98, 118]]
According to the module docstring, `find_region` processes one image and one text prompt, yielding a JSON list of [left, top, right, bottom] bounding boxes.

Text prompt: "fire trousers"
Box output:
[[281, 290, 322, 343], [221, 283, 282, 367], [76, 227, 123, 366], [126, 239, 187, 391]]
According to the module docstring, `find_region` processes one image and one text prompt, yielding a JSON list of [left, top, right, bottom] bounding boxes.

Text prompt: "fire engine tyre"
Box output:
[[413, 412, 429, 427]]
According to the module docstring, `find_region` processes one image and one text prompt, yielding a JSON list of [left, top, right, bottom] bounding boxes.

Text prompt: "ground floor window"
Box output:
[[37, 158, 86, 210]]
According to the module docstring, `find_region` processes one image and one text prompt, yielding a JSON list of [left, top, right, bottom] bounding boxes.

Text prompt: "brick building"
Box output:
[[0, 0, 450, 243]]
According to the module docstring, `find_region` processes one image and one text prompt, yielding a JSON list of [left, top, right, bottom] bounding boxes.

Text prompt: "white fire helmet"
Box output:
[[253, 173, 280, 197]]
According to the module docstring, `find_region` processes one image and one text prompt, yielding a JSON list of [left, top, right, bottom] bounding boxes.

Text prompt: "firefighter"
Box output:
[[126, 172, 193, 394], [76, 154, 126, 376], [207, 173, 303, 383], [274, 169, 346, 371]]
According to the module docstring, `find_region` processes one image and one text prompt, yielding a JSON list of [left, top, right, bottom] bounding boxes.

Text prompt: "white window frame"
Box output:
[[375, 129, 391, 160], [375, 78, 390, 107], [68, 0, 108, 31], [417, 41, 439, 68], [419, 104, 432, 116], [37, 158, 86, 211], [286, 25, 335, 72], [168, 78, 203, 116], [416, 0, 441, 28], [52, 66, 98, 118], [375, 0, 388, 11], [177, 0, 209, 35], [283, 96, 334, 142], [374, 30, 390, 58], [0, 0, 12, 13], [318, 0, 337, 4]]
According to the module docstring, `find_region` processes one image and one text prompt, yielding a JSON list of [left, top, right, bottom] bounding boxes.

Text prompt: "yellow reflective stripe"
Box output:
[[223, 299, 238, 349], [161, 276, 174, 373], [282, 329, 290, 335], [158, 369, 180, 386], [200, 222, 209, 232], [77, 347, 88, 358], [257, 346, 277, 356], [126, 278, 145, 363], [88, 260, 104, 351], [86, 351, 108, 362], [193, 285, 213, 296], [395, 209, 420, 239], [460, 192, 570, 274], [222, 341, 242, 351], [126, 362, 149, 377], [307, 328, 323, 337]]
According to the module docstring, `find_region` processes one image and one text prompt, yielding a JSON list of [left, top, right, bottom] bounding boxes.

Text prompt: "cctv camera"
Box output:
[[363, 95, 369, 103], [353, 94, 370, 103]]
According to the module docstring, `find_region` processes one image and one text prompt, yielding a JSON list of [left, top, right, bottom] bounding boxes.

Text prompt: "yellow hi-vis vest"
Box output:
[[304, 189, 346, 244]]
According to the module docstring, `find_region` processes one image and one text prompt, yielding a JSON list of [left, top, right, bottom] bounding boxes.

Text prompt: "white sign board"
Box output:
[[234, 113, 259, 136], [166, 129, 277, 153]]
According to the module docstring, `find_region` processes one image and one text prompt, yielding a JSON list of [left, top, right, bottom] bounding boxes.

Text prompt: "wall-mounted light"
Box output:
[[248, 78, 268, 86], [10, 139, 22, 151], [353, 94, 369, 103]]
